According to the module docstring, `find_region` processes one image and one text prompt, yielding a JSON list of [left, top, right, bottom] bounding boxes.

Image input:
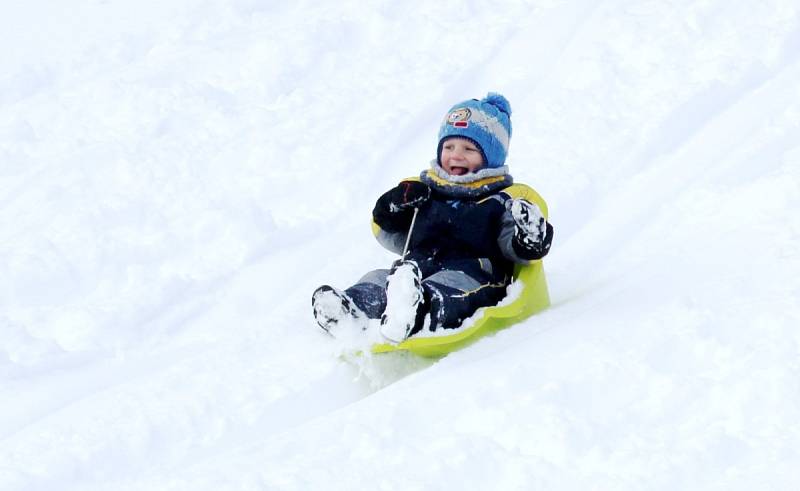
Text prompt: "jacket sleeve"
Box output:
[[496, 184, 554, 264]]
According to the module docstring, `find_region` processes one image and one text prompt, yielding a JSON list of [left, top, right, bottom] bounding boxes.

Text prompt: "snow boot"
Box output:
[[380, 260, 426, 343], [312, 285, 366, 336]]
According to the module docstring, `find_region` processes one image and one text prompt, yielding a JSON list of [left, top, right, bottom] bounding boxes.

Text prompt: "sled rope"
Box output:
[[402, 207, 420, 259]]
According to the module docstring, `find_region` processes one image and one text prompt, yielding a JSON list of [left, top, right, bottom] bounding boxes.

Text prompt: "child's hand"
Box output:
[[508, 198, 546, 244], [388, 181, 431, 212], [373, 181, 430, 232]]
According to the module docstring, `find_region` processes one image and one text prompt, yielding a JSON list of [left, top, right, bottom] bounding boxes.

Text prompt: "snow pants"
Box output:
[[344, 257, 510, 336]]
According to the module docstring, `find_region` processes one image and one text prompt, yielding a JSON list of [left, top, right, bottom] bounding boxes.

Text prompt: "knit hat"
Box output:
[[437, 92, 512, 169]]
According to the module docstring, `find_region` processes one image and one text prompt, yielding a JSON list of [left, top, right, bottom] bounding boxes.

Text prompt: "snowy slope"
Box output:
[[2, 1, 800, 490]]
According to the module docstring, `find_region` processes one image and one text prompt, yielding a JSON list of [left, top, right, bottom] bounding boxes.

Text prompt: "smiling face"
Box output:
[[440, 137, 484, 176]]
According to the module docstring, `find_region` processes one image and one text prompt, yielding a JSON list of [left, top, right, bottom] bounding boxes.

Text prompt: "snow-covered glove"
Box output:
[[373, 181, 431, 232], [507, 198, 553, 259], [509, 198, 546, 244], [386, 181, 431, 212]]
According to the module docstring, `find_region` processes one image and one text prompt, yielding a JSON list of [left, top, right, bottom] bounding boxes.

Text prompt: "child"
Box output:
[[312, 93, 553, 343]]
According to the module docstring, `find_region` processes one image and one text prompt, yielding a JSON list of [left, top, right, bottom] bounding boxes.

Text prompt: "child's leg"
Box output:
[[344, 269, 390, 319], [420, 269, 508, 333], [380, 261, 426, 342]]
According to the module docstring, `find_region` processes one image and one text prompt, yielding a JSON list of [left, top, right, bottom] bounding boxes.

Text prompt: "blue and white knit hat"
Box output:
[[437, 92, 512, 169]]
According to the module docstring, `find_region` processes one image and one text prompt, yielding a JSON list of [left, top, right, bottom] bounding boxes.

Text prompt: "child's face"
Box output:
[[440, 138, 484, 176]]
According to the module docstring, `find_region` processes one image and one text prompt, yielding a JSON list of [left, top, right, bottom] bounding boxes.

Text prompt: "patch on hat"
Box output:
[[446, 107, 471, 128]]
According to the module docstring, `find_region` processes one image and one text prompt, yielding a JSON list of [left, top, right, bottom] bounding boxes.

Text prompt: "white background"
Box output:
[[2, 1, 799, 489]]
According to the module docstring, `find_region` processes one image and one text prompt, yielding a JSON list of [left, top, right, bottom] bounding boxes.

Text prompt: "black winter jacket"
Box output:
[[372, 164, 553, 284]]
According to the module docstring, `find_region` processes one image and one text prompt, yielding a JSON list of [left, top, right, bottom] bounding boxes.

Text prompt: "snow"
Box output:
[[2, 0, 800, 489]]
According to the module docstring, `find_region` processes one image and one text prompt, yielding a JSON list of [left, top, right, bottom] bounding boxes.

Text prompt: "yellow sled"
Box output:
[[371, 184, 551, 358]]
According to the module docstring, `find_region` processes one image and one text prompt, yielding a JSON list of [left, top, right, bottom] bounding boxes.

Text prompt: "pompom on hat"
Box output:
[[437, 92, 512, 169]]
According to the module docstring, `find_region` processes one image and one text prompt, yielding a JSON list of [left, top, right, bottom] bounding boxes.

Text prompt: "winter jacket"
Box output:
[[372, 163, 553, 287]]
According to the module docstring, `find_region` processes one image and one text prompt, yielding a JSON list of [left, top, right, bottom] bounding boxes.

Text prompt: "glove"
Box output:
[[508, 198, 547, 248], [387, 181, 431, 212], [373, 181, 431, 232]]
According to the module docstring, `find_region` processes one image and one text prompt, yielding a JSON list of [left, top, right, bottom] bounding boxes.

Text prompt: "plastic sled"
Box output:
[[371, 260, 550, 357]]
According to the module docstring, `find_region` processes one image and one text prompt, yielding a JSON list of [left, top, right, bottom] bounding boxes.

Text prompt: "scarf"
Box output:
[[419, 160, 513, 199]]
